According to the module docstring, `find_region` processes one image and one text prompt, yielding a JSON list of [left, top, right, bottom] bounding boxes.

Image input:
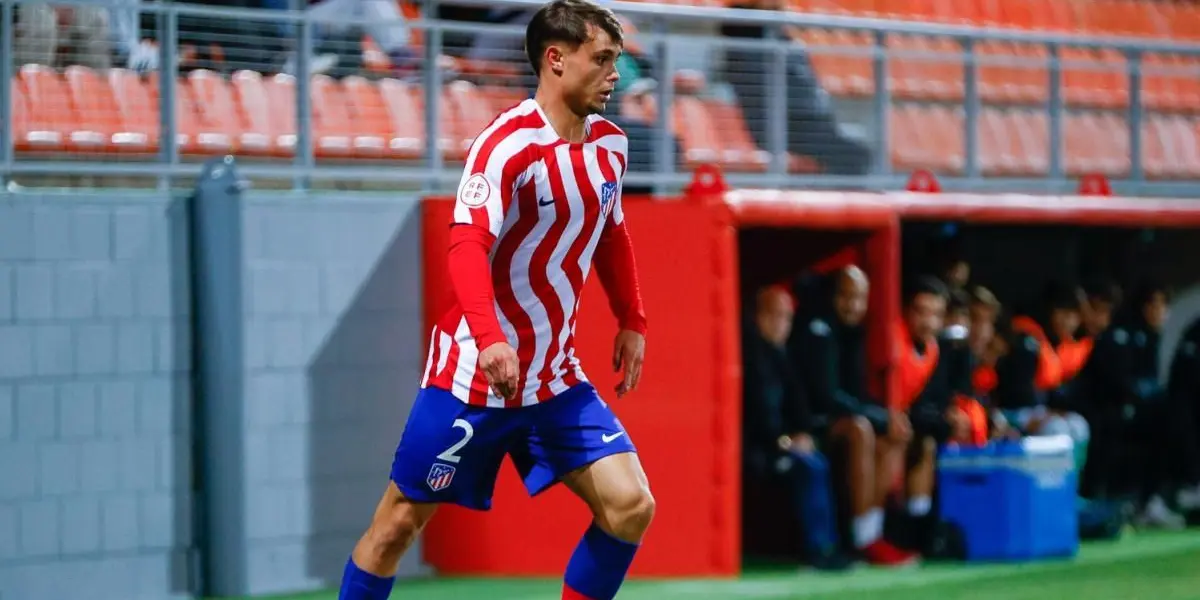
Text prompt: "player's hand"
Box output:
[[790, 432, 816, 455], [612, 329, 645, 398], [887, 410, 913, 443], [479, 342, 519, 401]]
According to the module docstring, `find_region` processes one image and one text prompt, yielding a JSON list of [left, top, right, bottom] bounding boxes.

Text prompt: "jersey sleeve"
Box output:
[[453, 123, 530, 238]]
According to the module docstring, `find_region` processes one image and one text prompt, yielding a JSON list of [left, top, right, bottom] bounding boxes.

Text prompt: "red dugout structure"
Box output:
[[418, 167, 1200, 578]]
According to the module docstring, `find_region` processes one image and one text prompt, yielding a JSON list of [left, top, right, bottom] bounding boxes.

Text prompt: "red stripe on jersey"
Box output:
[[463, 111, 546, 230], [558, 144, 604, 389], [588, 119, 625, 143], [491, 177, 542, 407], [531, 149, 574, 402]]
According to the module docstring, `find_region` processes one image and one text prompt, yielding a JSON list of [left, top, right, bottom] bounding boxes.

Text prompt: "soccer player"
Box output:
[[336, 2, 652, 599]]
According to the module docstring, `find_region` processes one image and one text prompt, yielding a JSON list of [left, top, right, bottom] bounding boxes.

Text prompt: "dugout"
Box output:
[[415, 168, 1200, 578]]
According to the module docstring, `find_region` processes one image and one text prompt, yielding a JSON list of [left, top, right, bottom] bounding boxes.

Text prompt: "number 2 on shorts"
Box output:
[[436, 418, 474, 464]]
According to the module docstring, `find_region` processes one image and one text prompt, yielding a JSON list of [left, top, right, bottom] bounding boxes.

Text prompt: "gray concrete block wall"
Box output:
[[236, 195, 427, 596], [0, 192, 195, 600]]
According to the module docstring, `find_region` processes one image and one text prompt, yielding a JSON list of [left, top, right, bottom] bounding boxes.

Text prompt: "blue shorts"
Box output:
[[390, 382, 637, 511]]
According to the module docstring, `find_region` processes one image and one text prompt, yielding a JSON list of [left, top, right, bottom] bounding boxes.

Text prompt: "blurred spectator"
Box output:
[[992, 283, 1092, 474], [894, 277, 965, 541], [1168, 319, 1200, 512], [789, 267, 917, 566], [719, 0, 871, 176], [942, 289, 989, 447], [742, 285, 852, 571], [285, 0, 419, 77], [12, 1, 153, 70], [1080, 278, 1122, 340], [1078, 283, 1200, 528], [177, 0, 284, 73]]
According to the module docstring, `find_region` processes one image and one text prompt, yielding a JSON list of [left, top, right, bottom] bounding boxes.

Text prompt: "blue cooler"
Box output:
[[937, 435, 1079, 562]]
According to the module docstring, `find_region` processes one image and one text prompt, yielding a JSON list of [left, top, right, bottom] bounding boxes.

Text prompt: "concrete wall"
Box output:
[[0, 184, 428, 599], [0, 192, 195, 600], [236, 193, 427, 595]]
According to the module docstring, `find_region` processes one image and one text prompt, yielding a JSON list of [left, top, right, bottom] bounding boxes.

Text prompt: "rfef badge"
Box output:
[[426, 463, 456, 492]]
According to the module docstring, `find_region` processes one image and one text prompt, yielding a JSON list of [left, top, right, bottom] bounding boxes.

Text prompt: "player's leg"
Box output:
[[829, 416, 883, 550], [514, 384, 651, 600], [339, 386, 514, 600], [340, 482, 438, 599], [560, 452, 654, 600]]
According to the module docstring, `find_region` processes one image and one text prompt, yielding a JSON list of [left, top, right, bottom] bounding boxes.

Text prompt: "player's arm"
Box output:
[[909, 346, 954, 442], [593, 185, 647, 337], [794, 323, 889, 433], [449, 142, 527, 398]]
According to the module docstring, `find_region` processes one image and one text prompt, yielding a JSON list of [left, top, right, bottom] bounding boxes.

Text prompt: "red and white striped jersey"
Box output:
[[421, 98, 631, 408]]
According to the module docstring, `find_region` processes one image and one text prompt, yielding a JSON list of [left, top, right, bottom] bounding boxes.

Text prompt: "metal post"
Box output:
[[295, 12, 314, 190], [159, 2, 179, 191], [768, 27, 788, 177], [1047, 43, 1063, 179], [1128, 50, 1143, 181], [962, 37, 979, 178], [871, 30, 890, 176], [424, 0, 443, 193], [653, 34, 676, 196], [1, 0, 14, 188]]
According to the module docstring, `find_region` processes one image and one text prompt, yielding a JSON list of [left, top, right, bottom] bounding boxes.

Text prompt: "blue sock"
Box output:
[[338, 556, 395, 600], [563, 523, 640, 600]]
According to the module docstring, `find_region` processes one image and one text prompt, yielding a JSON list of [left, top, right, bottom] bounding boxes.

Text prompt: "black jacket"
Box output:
[[1078, 317, 1165, 415], [1168, 320, 1200, 408], [743, 321, 811, 478], [992, 331, 1043, 411], [788, 313, 890, 434]]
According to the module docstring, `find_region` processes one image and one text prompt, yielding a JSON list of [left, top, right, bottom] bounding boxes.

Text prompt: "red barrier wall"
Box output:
[[421, 196, 742, 577]]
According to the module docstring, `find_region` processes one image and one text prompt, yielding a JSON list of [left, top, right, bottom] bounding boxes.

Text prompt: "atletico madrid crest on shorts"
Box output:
[[426, 463, 456, 492]]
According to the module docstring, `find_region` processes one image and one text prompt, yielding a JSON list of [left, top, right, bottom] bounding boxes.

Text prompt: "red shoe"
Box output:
[[860, 539, 920, 566]]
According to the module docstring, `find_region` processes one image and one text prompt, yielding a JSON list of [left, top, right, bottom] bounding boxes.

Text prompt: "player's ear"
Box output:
[[545, 44, 566, 76]]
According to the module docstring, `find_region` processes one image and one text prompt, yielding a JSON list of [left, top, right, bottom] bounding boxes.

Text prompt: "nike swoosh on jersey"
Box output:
[[601, 431, 626, 443]]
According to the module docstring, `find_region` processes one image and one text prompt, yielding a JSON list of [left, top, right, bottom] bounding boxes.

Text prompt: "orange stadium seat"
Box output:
[[107, 69, 158, 153], [704, 98, 770, 172], [1011, 110, 1050, 177], [189, 70, 244, 155], [377, 78, 433, 160], [310, 74, 357, 158], [340, 75, 391, 158], [794, 29, 874, 98], [64, 66, 120, 153], [145, 72, 205, 156], [8, 83, 38, 152], [232, 70, 290, 156], [671, 95, 721, 168], [446, 80, 498, 159], [18, 65, 75, 153]]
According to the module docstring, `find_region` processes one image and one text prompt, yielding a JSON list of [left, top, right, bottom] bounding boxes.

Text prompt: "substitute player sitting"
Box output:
[[337, 2, 652, 599]]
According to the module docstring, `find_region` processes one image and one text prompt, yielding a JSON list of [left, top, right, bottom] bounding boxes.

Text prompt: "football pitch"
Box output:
[[245, 530, 1200, 600]]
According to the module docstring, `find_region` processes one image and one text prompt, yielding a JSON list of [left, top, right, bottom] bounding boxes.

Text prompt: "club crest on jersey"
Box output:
[[426, 463, 456, 492], [600, 181, 618, 214]]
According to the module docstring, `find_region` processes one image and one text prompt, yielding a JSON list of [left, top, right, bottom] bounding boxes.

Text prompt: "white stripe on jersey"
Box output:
[[450, 317, 479, 403]]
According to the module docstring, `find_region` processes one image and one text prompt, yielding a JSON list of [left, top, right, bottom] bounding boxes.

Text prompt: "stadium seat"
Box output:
[[8, 83, 39, 153], [479, 85, 529, 116], [17, 65, 75, 153], [310, 74, 356, 158], [145, 72, 206, 156], [890, 104, 964, 175], [704, 98, 770, 172], [107, 69, 158, 153], [340, 75, 392, 158], [888, 35, 963, 102], [446, 79, 499, 159], [793, 29, 874, 98], [64, 66, 120, 153], [189, 70, 244, 155], [232, 70, 290, 156], [376, 78, 436, 160], [1010, 110, 1050, 177], [671, 95, 721, 168], [979, 108, 1024, 177]]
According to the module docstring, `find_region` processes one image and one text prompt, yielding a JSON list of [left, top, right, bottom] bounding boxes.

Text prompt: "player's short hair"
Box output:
[[967, 284, 1001, 312], [1082, 277, 1122, 306], [903, 275, 949, 306], [1043, 281, 1084, 312], [525, 0, 624, 76]]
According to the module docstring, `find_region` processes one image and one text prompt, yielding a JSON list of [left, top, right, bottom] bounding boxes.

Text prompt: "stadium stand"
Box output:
[[3, 0, 1200, 182]]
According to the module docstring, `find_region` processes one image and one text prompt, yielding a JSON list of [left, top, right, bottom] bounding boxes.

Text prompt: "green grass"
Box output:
[[237, 529, 1200, 600]]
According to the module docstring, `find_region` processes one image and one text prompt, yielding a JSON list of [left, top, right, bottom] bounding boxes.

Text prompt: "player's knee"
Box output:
[[838, 415, 875, 448], [367, 500, 432, 553], [605, 486, 656, 539]]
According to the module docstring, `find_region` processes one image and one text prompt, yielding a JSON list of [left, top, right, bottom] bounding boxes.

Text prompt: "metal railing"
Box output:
[[2, 0, 1200, 196]]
